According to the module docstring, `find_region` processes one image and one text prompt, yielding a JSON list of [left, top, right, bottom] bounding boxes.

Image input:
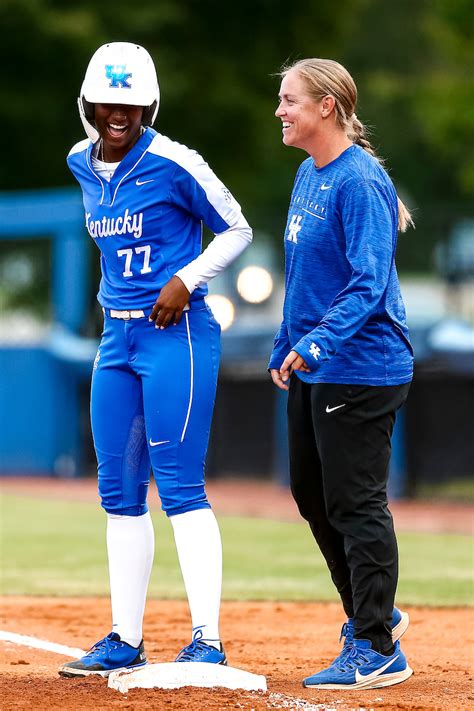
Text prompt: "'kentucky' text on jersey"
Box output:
[[68, 127, 244, 309]]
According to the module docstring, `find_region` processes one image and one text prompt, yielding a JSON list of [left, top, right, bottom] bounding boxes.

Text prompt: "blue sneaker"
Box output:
[[391, 607, 410, 642], [58, 632, 147, 677], [175, 627, 227, 665], [340, 607, 409, 648], [303, 639, 413, 689]]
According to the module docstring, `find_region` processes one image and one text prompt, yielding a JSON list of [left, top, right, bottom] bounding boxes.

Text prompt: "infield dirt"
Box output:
[[1, 598, 473, 710], [1, 477, 473, 709]]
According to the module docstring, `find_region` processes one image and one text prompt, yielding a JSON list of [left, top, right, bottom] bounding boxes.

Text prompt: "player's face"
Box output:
[[275, 70, 323, 154], [94, 103, 144, 161]]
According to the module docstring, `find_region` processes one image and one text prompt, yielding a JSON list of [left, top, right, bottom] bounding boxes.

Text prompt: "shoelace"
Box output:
[[177, 626, 220, 661], [336, 642, 370, 671], [86, 634, 123, 658], [339, 620, 354, 644], [335, 620, 355, 663], [177, 639, 214, 661]]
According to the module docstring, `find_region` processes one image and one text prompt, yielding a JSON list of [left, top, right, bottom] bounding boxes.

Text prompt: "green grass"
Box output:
[[416, 478, 474, 503], [1, 493, 472, 605]]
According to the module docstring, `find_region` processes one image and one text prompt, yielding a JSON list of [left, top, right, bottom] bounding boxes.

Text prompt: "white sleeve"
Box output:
[[174, 214, 252, 293]]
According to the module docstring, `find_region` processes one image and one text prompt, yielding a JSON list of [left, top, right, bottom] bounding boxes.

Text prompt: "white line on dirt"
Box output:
[[0, 633, 364, 710], [0, 630, 85, 658], [266, 692, 342, 709]]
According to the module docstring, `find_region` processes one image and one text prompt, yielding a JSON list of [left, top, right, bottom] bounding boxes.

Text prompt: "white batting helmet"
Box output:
[[78, 42, 160, 142]]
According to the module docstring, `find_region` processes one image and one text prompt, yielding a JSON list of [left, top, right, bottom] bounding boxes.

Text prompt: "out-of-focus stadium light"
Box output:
[[205, 294, 235, 330], [236, 265, 274, 304]]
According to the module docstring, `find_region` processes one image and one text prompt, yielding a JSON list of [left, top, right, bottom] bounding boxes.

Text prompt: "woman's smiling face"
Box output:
[[275, 70, 324, 154], [94, 103, 144, 161]]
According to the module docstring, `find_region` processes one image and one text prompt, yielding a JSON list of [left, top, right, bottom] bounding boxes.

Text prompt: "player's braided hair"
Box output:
[[281, 58, 413, 232]]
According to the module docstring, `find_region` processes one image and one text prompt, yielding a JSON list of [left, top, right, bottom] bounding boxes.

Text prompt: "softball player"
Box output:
[[269, 58, 413, 690], [59, 42, 252, 677]]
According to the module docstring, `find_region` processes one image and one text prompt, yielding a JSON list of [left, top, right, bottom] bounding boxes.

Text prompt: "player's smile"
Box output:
[[95, 103, 144, 161], [107, 122, 128, 138]]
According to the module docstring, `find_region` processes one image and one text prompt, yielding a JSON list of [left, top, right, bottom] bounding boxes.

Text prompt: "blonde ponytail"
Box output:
[[347, 113, 379, 160], [282, 59, 414, 232], [348, 113, 414, 232], [397, 197, 414, 233]]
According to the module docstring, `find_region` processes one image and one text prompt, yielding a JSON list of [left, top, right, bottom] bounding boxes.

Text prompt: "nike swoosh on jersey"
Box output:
[[320, 183, 332, 190], [354, 654, 399, 684], [325, 404, 346, 413], [136, 178, 155, 186], [149, 439, 170, 447]]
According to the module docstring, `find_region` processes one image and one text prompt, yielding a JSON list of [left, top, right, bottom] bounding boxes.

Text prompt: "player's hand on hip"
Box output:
[[280, 350, 311, 382], [149, 276, 191, 329]]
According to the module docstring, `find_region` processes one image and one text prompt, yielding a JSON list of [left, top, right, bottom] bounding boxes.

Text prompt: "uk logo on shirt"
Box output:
[[287, 214, 302, 243], [309, 343, 321, 360]]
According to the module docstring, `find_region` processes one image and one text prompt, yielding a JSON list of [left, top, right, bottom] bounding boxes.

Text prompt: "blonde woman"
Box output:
[[269, 58, 414, 690]]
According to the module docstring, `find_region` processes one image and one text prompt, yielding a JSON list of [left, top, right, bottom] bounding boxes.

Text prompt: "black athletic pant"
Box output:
[[287, 377, 410, 655]]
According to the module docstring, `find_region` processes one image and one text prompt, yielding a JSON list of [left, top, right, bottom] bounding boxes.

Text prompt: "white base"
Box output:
[[108, 662, 267, 693]]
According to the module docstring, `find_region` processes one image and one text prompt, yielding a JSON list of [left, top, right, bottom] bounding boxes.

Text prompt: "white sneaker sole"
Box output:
[[392, 610, 409, 643], [360, 664, 414, 689], [59, 661, 147, 678], [59, 666, 114, 678], [304, 664, 413, 690]]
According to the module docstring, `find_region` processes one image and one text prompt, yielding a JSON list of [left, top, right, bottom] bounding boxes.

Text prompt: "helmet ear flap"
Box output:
[[82, 98, 95, 123], [142, 100, 157, 127], [77, 96, 99, 143]]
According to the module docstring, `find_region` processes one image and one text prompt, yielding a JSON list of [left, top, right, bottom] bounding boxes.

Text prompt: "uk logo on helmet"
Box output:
[[105, 64, 132, 88]]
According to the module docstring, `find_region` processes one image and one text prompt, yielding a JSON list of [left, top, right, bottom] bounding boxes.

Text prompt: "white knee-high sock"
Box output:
[[170, 508, 222, 647], [106, 511, 154, 647]]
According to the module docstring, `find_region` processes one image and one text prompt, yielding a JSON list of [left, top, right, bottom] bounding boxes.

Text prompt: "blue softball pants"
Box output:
[[90, 302, 221, 517]]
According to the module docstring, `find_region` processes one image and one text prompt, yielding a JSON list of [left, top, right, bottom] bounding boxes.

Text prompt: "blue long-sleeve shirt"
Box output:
[[269, 145, 413, 385]]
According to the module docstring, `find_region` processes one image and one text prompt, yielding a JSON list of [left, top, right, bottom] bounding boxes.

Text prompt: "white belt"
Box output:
[[109, 309, 145, 320], [107, 304, 191, 320]]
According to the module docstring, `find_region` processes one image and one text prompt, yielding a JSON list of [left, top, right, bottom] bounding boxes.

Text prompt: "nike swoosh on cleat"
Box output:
[[149, 439, 170, 447], [326, 404, 346, 413], [136, 178, 155, 186], [355, 654, 399, 684]]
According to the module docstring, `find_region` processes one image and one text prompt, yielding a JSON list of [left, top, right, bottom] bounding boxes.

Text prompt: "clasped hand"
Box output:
[[270, 350, 310, 391], [149, 276, 191, 329]]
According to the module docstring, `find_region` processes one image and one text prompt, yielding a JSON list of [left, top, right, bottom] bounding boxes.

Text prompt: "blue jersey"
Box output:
[[68, 128, 245, 309], [269, 145, 413, 385]]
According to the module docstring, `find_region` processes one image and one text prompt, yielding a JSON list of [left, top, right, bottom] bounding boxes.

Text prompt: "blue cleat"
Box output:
[[303, 639, 413, 689], [340, 606, 409, 649], [175, 627, 227, 665], [58, 632, 147, 677]]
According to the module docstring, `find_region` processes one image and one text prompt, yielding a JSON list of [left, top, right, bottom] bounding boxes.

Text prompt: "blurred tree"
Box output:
[[1, 0, 472, 277], [341, 0, 474, 270]]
